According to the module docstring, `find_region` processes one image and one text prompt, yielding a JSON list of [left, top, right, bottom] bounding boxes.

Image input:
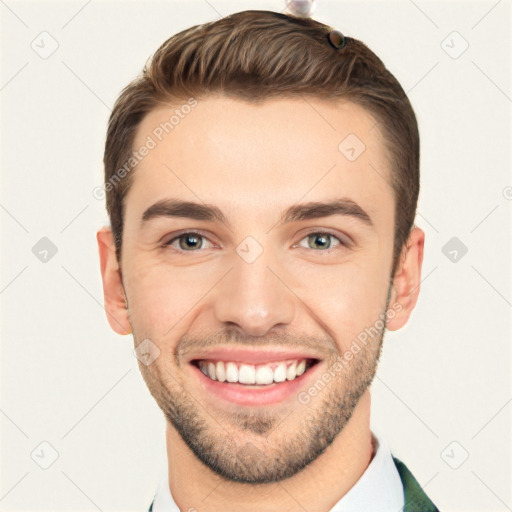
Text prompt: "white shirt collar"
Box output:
[[151, 429, 404, 512]]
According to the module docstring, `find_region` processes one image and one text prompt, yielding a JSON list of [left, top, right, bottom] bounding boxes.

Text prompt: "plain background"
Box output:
[[0, 0, 511, 510]]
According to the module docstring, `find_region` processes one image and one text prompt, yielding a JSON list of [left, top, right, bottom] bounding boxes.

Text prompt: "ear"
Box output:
[[386, 226, 425, 331], [96, 226, 132, 335]]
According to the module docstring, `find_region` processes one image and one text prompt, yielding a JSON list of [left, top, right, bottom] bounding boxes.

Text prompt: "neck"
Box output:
[[165, 391, 373, 512]]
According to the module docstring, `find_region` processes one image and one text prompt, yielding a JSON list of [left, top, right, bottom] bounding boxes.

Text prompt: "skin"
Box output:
[[97, 96, 424, 512]]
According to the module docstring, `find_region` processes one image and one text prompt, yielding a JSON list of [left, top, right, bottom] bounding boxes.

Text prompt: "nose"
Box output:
[[211, 250, 296, 337]]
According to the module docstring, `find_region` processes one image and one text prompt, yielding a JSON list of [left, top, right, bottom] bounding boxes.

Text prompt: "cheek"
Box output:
[[289, 259, 390, 351], [124, 259, 221, 337]]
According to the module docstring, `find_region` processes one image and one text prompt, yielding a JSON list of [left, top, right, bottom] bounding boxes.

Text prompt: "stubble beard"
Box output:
[[137, 318, 386, 484]]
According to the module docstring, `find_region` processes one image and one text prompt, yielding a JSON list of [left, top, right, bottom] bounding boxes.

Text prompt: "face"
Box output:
[[98, 95, 424, 483]]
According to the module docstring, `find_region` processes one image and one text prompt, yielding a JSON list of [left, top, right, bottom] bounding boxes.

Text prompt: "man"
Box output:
[[97, 9, 439, 512]]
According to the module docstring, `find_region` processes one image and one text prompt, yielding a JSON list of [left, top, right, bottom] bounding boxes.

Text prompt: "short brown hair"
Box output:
[[103, 10, 419, 275]]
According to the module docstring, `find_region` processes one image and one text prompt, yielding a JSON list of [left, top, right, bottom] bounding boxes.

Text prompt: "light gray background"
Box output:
[[1, 0, 511, 510]]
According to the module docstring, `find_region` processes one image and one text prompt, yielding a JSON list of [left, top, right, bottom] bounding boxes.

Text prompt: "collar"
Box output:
[[329, 429, 404, 511]]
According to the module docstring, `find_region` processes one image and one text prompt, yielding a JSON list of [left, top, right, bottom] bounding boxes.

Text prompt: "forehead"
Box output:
[[124, 95, 394, 229]]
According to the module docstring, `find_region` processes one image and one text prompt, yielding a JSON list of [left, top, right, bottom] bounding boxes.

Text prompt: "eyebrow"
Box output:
[[140, 198, 373, 230], [278, 199, 373, 226]]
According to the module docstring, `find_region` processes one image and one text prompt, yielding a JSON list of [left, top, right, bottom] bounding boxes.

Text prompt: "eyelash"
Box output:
[[162, 231, 348, 253]]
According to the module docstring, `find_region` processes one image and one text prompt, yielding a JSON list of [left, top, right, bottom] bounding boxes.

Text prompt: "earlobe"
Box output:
[[96, 226, 132, 335], [386, 227, 425, 331]]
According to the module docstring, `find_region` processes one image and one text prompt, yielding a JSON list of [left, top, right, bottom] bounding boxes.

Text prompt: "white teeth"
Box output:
[[238, 364, 256, 384], [225, 362, 239, 383], [286, 362, 297, 381], [273, 362, 287, 383], [207, 362, 217, 381], [198, 358, 313, 385], [255, 365, 274, 385], [216, 361, 226, 382]]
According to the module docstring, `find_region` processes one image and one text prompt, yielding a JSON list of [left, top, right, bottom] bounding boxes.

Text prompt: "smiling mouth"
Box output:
[[191, 358, 319, 386]]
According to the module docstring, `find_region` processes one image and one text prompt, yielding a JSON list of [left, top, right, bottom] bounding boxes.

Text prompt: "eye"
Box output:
[[163, 232, 215, 251], [295, 232, 344, 251]]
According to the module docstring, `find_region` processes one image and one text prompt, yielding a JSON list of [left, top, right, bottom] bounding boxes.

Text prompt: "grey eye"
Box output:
[[298, 233, 341, 250]]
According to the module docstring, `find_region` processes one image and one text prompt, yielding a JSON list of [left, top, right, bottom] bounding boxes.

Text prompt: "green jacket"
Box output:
[[393, 456, 440, 512], [148, 457, 440, 511]]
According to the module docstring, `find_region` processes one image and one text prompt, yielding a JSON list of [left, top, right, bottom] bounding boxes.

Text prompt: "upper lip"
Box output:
[[186, 348, 322, 365]]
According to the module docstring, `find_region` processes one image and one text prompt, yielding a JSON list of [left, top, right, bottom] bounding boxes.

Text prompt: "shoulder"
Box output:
[[392, 456, 440, 512]]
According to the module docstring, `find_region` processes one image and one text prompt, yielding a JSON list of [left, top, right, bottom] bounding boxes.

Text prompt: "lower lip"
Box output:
[[190, 361, 321, 406]]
